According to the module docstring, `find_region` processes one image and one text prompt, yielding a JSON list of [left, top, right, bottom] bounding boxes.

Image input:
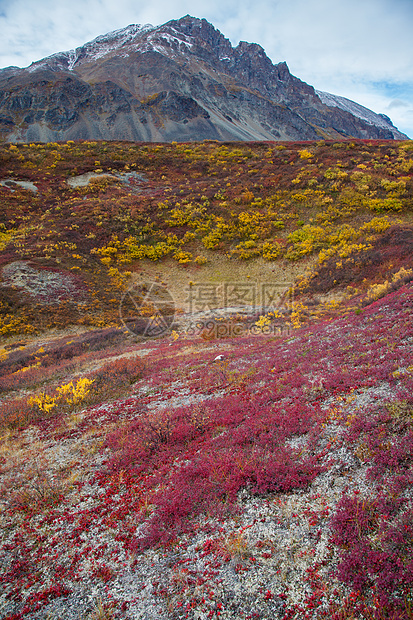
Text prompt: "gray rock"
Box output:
[[0, 16, 407, 143]]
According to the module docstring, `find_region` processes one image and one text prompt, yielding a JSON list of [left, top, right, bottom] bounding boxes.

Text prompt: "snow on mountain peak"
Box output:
[[316, 90, 408, 140], [26, 23, 156, 72], [142, 27, 195, 57], [24, 21, 202, 72], [315, 89, 403, 137], [77, 23, 155, 61]]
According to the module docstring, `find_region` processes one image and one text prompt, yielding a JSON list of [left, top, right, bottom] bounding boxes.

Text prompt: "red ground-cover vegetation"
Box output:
[[0, 327, 130, 394], [0, 281, 412, 619], [1, 137, 413, 618]]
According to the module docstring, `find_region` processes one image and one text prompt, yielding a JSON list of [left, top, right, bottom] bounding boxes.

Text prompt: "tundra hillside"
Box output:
[[0, 139, 413, 620], [1, 138, 413, 335]]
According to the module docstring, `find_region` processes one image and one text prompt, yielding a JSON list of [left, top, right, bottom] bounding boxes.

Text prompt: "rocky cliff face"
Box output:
[[0, 15, 407, 142]]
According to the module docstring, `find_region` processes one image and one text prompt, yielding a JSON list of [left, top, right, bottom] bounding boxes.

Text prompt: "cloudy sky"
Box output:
[[0, 0, 412, 137]]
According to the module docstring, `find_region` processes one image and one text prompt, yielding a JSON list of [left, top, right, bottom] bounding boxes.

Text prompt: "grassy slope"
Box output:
[[1, 139, 413, 619], [1, 138, 413, 335]]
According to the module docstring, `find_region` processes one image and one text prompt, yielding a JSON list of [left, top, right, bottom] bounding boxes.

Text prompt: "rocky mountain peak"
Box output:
[[167, 14, 223, 40], [0, 16, 408, 143], [156, 16, 234, 65], [235, 41, 267, 57]]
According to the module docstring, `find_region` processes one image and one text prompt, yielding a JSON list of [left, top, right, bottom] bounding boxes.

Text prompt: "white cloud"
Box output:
[[384, 103, 413, 138], [387, 99, 409, 109], [0, 0, 234, 67], [0, 0, 412, 136]]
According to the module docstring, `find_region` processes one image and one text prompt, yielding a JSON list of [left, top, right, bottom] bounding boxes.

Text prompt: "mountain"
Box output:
[[0, 15, 408, 143]]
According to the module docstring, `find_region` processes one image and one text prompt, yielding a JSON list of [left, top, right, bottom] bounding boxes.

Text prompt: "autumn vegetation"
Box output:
[[1, 138, 413, 334], [0, 138, 413, 619]]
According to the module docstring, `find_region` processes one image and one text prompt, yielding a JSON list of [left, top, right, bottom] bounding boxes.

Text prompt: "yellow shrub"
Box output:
[[173, 250, 193, 264], [202, 230, 224, 249], [230, 240, 261, 259], [366, 281, 390, 302], [368, 198, 403, 212], [262, 241, 282, 260], [324, 168, 348, 181], [194, 255, 207, 265], [380, 179, 407, 198], [108, 267, 129, 288], [286, 225, 327, 259], [392, 266, 413, 282], [0, 229, 16, 252], [255, 315, 272, 330], [289, 302, 308, 329], [298, 149, 314, 159], [56, 378, 94, 405], [337, 243, 372, 259], [0, 348, 8, 362], [28, 393, 57, 414], [351, 171, 371, 192], [366, 268, 412, 303], [0, 313, 35, 336], [360, 217, 392, 233], [29, 377, 94, 415]]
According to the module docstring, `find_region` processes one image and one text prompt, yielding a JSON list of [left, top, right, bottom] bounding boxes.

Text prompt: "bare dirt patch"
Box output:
[[0, 178, 38, 193], [1, 260, 86, 305], [66, 170, 147, 192], [132, 253, 316, 312]]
